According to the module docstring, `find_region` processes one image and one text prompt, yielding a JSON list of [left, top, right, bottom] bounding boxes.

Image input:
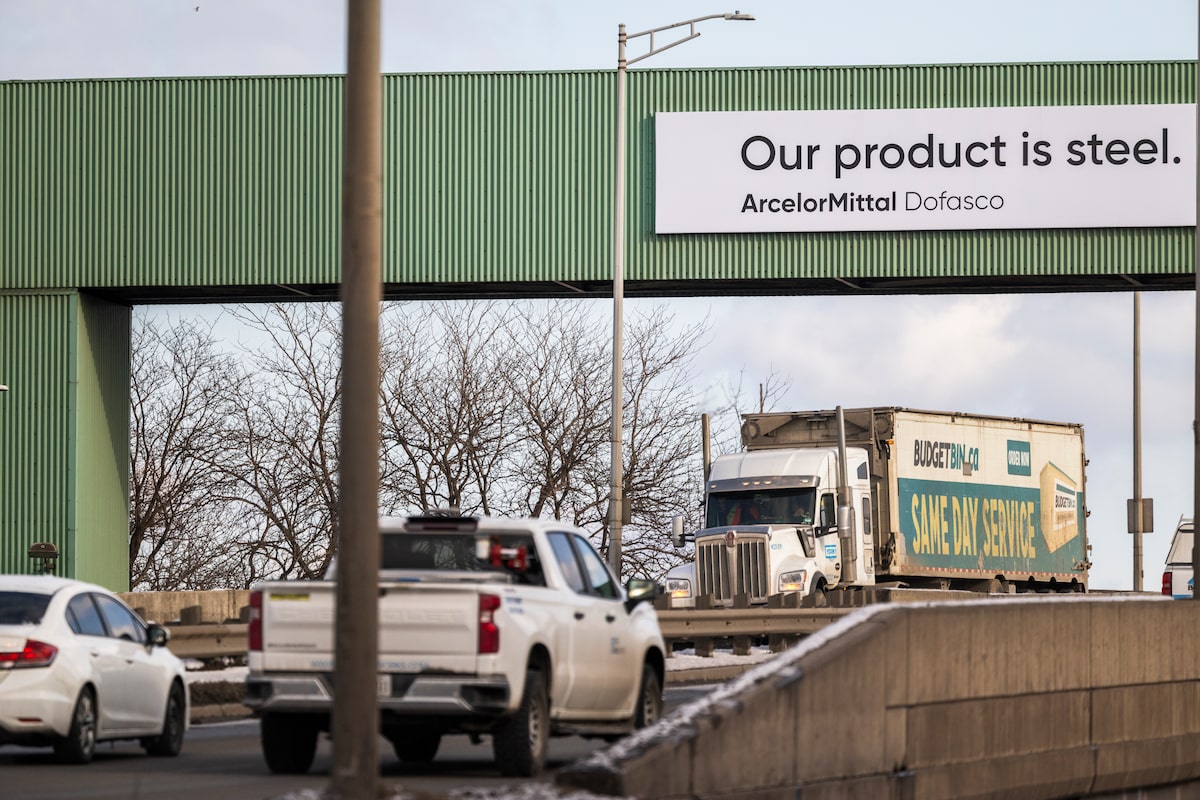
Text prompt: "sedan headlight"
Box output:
[[665, 578, 692, 599], [778, 570, 807, 593]]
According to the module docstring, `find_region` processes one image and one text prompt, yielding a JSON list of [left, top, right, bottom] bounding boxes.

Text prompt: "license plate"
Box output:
[[377, 675, 391, 697]]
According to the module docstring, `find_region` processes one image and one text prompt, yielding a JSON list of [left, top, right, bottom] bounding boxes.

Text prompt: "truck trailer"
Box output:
[[667, 407, 1090, 606]]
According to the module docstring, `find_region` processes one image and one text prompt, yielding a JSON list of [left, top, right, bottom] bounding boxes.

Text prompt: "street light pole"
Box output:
[[1193, 9, 1200, 599], [609, 11, 754, 577]]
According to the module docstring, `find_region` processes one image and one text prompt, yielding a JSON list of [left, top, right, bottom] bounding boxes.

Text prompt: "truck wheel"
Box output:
[[390, 730, 441, 763], [493, 669, 548, 777], [261, 712, 319, 774], [634, 663, 663, 729]]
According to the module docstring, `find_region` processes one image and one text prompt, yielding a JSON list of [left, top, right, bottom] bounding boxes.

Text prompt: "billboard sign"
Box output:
[[655, 104, 1195, 234]]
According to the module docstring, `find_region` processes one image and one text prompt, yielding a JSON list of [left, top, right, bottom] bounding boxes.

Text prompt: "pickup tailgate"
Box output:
[[257, 580, 486, 673]]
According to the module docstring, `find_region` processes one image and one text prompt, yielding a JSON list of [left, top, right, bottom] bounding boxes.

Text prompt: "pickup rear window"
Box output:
[[381, 532, 545, 586]]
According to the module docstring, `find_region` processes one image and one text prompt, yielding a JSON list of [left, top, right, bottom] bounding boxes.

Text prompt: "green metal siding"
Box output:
[[386, 70, 612, 286], [0, 292, 129, 589], [74, 295, 131, 591], [1, 76, 343, 291], [0, 61, 1195, 298], [0, 293, 74, 579]]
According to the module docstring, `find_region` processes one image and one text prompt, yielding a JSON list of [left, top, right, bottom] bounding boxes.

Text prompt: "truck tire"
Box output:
[[261, 712, 319, 774], [493, 668, 548, 777], [634, 663, 663, 729], [390, 730, 441, 763]]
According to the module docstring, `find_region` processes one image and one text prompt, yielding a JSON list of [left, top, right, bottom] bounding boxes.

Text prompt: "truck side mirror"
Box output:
[[797, 525, 816, 558], [671, 516, 687, 548]]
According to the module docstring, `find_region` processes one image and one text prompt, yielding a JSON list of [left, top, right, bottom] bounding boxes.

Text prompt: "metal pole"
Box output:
[[609, 24, 627, 576], [1134, 291, 1143, 592], [332, 0, 382, 794], [607, 13, 753, 578], [1194, 15, 1200, 598]]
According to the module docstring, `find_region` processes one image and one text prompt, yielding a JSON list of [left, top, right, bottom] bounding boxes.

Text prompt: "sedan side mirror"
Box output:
[[147, 623, 170, 648]]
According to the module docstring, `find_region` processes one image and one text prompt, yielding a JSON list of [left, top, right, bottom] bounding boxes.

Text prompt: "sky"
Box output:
[[2, 0, 1199, 590]]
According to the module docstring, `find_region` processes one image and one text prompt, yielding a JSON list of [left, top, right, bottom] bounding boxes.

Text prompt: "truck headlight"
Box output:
[[665, 578, 692, 599], [778, 570, 807, 593]]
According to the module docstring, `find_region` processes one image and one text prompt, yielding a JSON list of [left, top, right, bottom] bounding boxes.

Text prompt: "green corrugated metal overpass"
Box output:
[[0, 61, 1193, 588]]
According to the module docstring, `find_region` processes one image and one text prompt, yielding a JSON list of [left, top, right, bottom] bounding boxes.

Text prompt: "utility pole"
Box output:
[[332, 0, 382, 796]]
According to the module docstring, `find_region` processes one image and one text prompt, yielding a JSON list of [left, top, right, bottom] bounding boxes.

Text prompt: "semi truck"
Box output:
[[666, 407, 1090, 606]]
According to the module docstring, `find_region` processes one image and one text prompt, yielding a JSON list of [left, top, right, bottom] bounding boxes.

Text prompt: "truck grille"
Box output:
[[696, 535, 769, 605]]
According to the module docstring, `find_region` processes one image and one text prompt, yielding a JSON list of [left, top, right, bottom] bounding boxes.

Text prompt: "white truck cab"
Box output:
[[667, 445, 875, 607], [1162, 517, 1194, 599]]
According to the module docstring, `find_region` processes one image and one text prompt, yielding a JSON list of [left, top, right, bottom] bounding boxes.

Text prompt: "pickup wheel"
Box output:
[[634, 663, 663, 729], [493, 668, 548, 777], [390, 730, 441, 763], [261, 712, 319, 774]]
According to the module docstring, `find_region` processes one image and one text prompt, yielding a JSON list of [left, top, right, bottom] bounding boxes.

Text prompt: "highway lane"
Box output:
[[0, 685, 716, 799]]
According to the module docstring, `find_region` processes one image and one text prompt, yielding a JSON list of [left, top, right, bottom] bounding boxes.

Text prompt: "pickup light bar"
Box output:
[[405, 516, 479, 532]]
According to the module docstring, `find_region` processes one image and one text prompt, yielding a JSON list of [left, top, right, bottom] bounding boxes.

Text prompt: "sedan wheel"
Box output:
[[144, 682, 186, 756], [54, 688, 97, 764]]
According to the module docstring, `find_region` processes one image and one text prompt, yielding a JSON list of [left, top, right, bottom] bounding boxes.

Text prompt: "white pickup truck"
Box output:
[[243, 514, 666, 777]]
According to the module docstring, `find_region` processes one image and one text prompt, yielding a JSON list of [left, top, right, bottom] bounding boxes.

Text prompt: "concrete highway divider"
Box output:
[[556, 595, 1200, 799]]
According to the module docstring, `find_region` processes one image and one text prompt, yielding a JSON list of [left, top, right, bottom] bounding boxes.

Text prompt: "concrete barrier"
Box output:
[[120, 589, 250, 625], [557, 595, 1200, 799]]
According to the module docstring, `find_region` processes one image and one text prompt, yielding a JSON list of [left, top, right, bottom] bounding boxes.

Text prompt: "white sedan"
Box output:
[[0, 574, 189, 763]]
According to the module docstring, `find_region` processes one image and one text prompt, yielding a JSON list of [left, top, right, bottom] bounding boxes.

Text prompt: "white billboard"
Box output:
[[654, 104, 1196, 234]]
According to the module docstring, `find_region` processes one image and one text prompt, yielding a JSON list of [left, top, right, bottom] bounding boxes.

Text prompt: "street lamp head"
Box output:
[[724, 11, 755, 21]]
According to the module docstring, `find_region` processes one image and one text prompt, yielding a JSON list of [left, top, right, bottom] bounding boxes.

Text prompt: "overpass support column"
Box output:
[[0, 291, 131, 589]]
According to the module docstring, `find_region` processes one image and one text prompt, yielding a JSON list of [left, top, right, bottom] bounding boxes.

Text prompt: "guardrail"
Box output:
[[161, 606, 851, 661], [655, 606, 850, 656], [166, 623, 249, 660], [143, 585, 1018, 661]]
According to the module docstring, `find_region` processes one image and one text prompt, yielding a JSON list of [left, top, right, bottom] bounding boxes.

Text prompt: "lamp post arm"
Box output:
[[626, 32, 703, 67], [625, 13, 751, 66]]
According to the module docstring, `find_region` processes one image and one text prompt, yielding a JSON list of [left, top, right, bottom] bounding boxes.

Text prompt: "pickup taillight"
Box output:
[[478, 593, 500, 654], [1162, 572, 1173, 596], [248, 590, 262, 651]]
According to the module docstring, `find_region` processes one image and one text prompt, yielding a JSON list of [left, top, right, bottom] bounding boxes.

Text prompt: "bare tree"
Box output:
[[129, 298, 719, 587], [607, 307, 710, 580], [706, 365, 793, 455], [378, 301, 518, 516], [218, 303, 343, 580], [129, 314, 246, 590], [501, 301, 610, 524]]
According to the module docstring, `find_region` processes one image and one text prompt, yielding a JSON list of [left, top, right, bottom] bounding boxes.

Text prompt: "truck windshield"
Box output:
[[706, 488, 816, 528], [380, 532, 545, 586]]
